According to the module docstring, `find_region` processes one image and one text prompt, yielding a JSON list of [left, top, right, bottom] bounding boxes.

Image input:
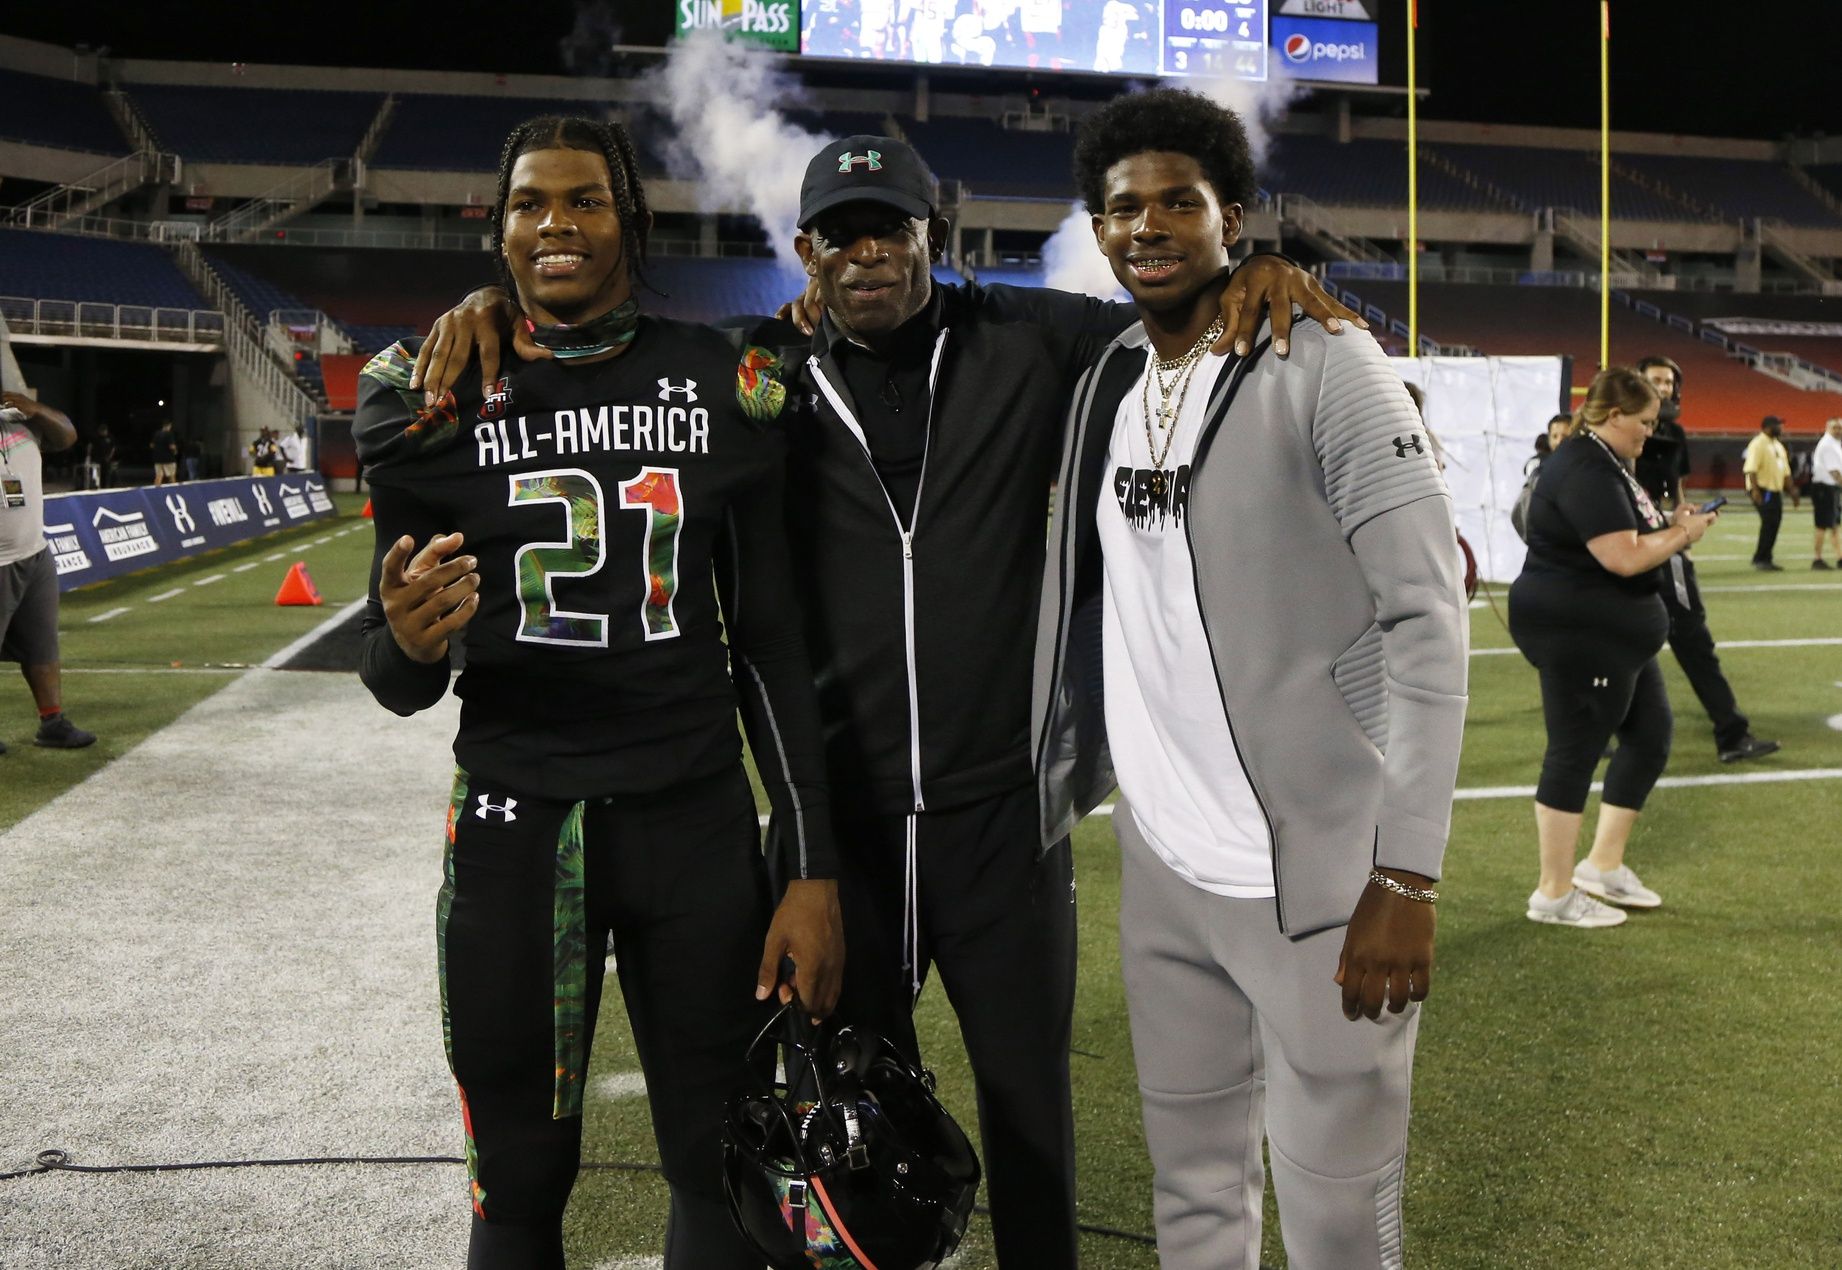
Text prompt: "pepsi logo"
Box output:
[[1283, 33, 1312, 61]]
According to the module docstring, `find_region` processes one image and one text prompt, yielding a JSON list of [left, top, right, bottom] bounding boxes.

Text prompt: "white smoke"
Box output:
[[647, 30, 824, 277], [1041, 203, 1127, 300], [1040, 65, 1307, 298]]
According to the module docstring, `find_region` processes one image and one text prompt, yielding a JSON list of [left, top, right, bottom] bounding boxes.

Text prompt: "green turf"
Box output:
[[7, 497, 1840, 1265], [0, 493, 372, 831]]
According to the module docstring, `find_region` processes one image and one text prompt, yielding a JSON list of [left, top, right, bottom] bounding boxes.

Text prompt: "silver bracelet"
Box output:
[[1369, 870, 1438, 904]]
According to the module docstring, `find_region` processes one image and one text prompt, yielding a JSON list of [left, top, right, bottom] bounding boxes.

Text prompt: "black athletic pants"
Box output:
[[441, 764, 773, 1270], [777, 783, 1080, 1269], [1660, 554, 1751, 751], [1753, 489, 1784, 564], [1510, 577, 1673, 814]]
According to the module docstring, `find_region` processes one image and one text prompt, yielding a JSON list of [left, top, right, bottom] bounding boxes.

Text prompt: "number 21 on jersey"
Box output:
[[507, 466, 683, 647]]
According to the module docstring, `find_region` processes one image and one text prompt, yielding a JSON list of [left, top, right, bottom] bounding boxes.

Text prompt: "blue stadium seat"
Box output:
[[125, 84, 382, 164], [370, 95, 618, 171], [1434, 144, 1687, 220], [201, 249, 315, 322], [1617, 155, 1841, 227], [345, 324, 423, 358], [901, 117, 1075, 199], [1266, 136, 1500, 212], [645, 256, 810, 324], [0, 229, 207, 308], [0, 68, 130, 154]]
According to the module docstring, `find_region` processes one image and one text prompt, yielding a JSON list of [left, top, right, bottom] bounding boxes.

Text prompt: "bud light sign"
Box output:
[[1271, 15, 1377, 83]]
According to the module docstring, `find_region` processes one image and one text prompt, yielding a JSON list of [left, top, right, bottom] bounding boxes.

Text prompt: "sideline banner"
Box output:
[[44, 474, 337, 592]]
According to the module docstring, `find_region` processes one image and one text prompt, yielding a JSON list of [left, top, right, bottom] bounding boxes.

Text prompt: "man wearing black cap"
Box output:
[[1634, 356, 1779, 763], [418, 130, 1353, 1266]]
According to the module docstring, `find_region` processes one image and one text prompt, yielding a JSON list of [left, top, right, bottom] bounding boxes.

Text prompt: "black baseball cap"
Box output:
[[798, 134, 936, 229]]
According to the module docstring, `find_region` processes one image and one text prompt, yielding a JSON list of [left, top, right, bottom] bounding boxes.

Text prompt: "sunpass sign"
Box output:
[[1271, 14, 1377, 84], [675, 0, 799, 52]]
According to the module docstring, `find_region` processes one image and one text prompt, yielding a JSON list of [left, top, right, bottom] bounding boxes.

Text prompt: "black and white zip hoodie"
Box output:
[[762, 281, 1124, 819]]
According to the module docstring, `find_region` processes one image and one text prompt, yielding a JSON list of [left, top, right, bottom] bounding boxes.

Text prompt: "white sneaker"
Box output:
[[1572, 861, 1662, 909], [1526, 887, 1627, 928]]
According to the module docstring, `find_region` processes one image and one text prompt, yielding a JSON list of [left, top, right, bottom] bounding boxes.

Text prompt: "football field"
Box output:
[[1, 499, 1838, 1268]]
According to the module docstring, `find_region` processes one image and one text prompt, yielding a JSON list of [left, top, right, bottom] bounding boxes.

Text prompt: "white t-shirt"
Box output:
[[0, 414, 47, 567], [1813, 433, 1842, 487], [1097, 351, 1275, 898]]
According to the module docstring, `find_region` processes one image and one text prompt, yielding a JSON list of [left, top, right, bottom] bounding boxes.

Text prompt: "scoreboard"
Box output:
[[676, 1, 1380, 85]]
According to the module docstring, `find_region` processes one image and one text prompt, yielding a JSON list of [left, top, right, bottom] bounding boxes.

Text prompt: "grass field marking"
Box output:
[[1471, 637, 1842, 656], [264, 552, 286, 562], [259, 596, 369, 669], [313, 536, 333, 545], [1453, 766, 1842, 801], [147, 588, 185, 603], [86, 606, 131, 624], [63, 667, 242, 675], [192, 574, 226, 587], [290, 542, 313, 554], [586, 1258, 663, 1270], [591, 1071, 648, 1100], [232, 562, 260, 573], [1699, 581, 1842, 593]]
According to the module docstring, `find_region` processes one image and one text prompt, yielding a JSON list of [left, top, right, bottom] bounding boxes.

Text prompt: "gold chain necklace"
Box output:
[[1141, 318, 1225, 499]]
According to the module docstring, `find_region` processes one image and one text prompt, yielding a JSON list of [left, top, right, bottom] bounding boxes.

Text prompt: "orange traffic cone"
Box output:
[[275, 561, 323, 606], [361, 498, 374, 518]]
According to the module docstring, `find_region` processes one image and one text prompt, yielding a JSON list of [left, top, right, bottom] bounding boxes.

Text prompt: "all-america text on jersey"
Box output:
[[473, 399, 713, 468]]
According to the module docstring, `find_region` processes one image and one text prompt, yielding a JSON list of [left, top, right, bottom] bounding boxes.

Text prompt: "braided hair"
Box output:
[[490, 114, 654, 304]]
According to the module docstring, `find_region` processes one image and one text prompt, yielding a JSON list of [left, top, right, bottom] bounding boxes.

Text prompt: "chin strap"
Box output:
[[525, 297, 640, 359]]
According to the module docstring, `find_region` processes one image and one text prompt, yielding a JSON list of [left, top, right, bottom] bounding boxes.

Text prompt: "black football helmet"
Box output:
[[721, 1003, 981, 1270]]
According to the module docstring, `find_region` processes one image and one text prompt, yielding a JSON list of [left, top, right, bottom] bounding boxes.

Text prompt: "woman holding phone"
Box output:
[[1509, 368, 1719, 929]]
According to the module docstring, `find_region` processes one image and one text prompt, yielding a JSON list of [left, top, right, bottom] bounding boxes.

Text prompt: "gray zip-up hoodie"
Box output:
[[1032, 317, 1470, 936]]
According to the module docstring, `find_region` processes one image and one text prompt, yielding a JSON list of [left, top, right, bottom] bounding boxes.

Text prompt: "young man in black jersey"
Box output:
[[416, 132, 1353, 1267], [355, 116, 842, 1270]]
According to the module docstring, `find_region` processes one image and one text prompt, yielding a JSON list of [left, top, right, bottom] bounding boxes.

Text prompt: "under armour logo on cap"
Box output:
[[837, 150, 883, 173], [1393, 435, 1425, 458], [476, 794, 519, 822], [1591, 677, 1609, 688]]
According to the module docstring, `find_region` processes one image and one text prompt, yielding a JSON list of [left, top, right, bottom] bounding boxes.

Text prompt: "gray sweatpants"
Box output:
[[1117, 804, 1419, 1270]]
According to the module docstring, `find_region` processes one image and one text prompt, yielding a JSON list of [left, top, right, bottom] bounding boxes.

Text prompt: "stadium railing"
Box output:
[[0, 296, 226, 345]]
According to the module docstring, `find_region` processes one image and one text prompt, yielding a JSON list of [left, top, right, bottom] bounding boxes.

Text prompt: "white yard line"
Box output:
[[192, 573, 225, 587], [264, 552, 286, 562], [63, 667, 242, 675], [312, 536, 332, 545], [146, 587, 185, 603], [1454, 767, 1842, 801], [591, 1071, 648, 1100], [1698, 582, 1842, 593], [260, 597, 367, 670], [86, 606, 131, 623], [1472, 636, 1842, 657], [233, 561, 261, 573]]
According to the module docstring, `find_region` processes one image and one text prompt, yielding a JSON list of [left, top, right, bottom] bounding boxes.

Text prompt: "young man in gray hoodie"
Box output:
[[1033, 88, 1470, 1269]]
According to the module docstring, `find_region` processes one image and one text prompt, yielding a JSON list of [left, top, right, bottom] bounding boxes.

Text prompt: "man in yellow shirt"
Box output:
[[1743, 414, 1795, 570]]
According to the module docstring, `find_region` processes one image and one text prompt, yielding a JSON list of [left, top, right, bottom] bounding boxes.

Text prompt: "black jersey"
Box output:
[[355, 316, 835, 878]]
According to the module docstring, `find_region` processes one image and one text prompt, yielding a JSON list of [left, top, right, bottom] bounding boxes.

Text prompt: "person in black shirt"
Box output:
[[1510, 368, 1718, 930], [1633, 355, 1779, 764], [416, 133, 1354, 1268], [355, 116, 842, 1270], [150, 420, 178, 486]]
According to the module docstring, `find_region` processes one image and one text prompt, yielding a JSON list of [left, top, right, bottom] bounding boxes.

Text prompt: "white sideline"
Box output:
[[758, 767, 1842, 826], [260, 596, 367, 669], [1472, 637, 1842, 656]]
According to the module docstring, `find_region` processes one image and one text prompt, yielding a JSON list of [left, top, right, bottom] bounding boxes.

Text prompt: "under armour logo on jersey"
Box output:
[[1592, 677, 1609, 688], [657, 378, 699, 403], [479, 376, 511, 420], [475, 794, 519, 823], [837, 149, 883, 173], [1393, 435, 1425, 458]]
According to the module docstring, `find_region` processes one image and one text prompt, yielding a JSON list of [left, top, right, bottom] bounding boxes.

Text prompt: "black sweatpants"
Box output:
[[775, 783, 1080, 1269], [1660, 554, 1751, 751], [1754, 489, 1784, 564], [441, 764, 773, 1270], [1510, 577, 1673, 814]]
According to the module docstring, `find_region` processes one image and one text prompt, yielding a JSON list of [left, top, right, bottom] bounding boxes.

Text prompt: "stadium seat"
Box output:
[[0, 228, 207, 309], [1617, 155, 1841, 227], [124, 84, 383, 164], [901, 116, 1075, 199], [0, 68, 131, 154]]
